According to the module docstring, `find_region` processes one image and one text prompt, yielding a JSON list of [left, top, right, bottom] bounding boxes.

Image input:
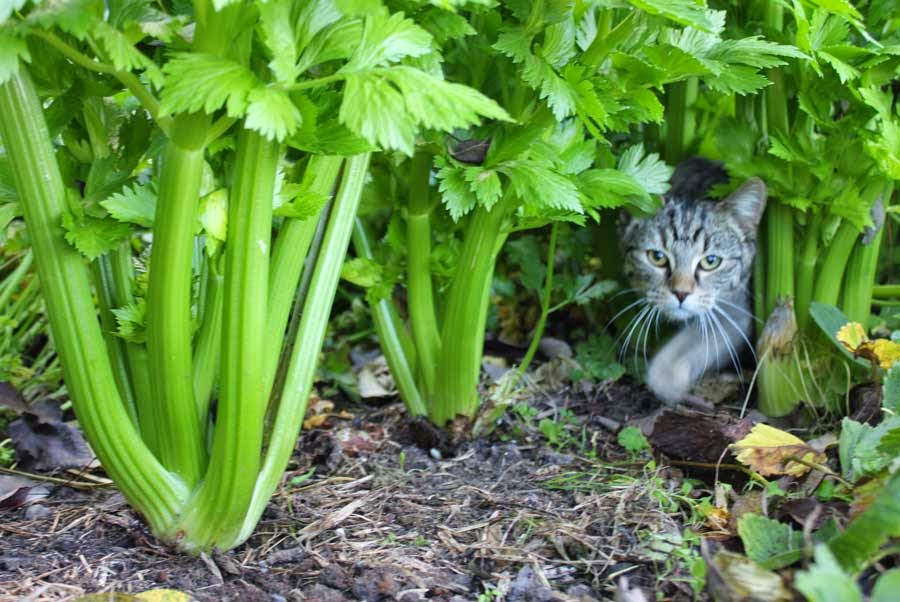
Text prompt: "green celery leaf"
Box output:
[[160, 53, 259, 117], [274, 183, 330, 220], [464, 167, 502, 210], [245, 86, 303, 142], [100, 181, 157, 227], [818, 50, 859, 83], [297, 19, 363, 74], [92, 21, 162, 85], [707, 37, 808, 69], [0, 32, 30, 85], [340, 72, 416, 154], [25, 0, 101, 39], [61, 212, 133, 260], [501, 161, 582, 214], [340, 12, 432, 72], [737, 514, 807, 570], [418, 9, 475, 45], [706, 65, 771, 94], [383, 66, 510, 131], [577, 169, 651, 210], [627, 0, 724, 33], [795, 546, 862, 602], [258, 0, 298, 84], [341, 256, 382, 288], [618, 144, 671, 195], [829, 470, 900, 573], [197, 189, 227, 256], [296, 0, 342, 52], [112, 299, 147, 343], [436, 159, 477, 220], [505, 235, 545, 291]]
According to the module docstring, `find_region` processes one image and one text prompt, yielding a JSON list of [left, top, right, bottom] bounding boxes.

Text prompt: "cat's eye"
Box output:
[[699, 254, 722, 270], [646, 250, 668, 267]]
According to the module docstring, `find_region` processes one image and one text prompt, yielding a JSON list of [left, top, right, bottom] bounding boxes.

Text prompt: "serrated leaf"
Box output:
[[93, 21, 162, 85], [341, 12, 432, 72], [340, 72, 416, 155], [384, 66, 511, 132], [501, 161, 582, 214], [795, 546, 862, 602], [627, 0, 724, 33], [258, 0, 297, 84], [341, 257, 382, 288], [737, 514, 807, 570], [274, 184, 330, 220], [61, 212, 132, 260], [838, 416, 900, 481], [707, 37, 808, 69], [0, 33, 30, 85], [617, 144, 671, 195], [436, 161, 476, 220], [731, 423, 826, 477], [883, 364, 900, 413], [160, 53, 258, 117], [464, 168, 502, 210], [245, 87, 302, 142], [100, 181, 157, 227]]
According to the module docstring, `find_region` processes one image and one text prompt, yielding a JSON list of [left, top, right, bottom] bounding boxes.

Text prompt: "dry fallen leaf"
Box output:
[[836, 322, 900, 369], [731, 424, 826, 477]]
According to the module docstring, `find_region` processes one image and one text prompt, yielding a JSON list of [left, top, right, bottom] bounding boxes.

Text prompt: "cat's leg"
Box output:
[[646, 305, 751, 404]]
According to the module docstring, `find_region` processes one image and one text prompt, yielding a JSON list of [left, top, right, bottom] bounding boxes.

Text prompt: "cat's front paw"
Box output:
[[646, 357, 692, 405]]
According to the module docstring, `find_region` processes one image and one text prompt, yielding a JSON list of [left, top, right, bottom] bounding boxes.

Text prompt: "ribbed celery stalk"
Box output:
[[841, 184, 892, 324], [431, 192, 517, 425], [811, 220, 858, 308], [192, 259, 224, 423], [764, 203, 794, 318], [145, 113, 210, 487], [795, 212, 823, 333], [264, 155, 343, 394], [873, 285, 900, 298], [234, 153, 372, 548], [175, 129, 277, 550], [664, 78, 697, 163], [352, 218, 426, 416], [406, 151, 441, 398], [0, 67, 188, 534]]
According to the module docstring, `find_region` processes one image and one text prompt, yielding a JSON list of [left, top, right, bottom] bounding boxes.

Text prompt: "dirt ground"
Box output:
[[0, 372, 725, 602]]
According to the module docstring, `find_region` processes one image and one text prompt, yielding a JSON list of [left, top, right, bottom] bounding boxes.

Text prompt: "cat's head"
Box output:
[[619, 178, 767, 321]]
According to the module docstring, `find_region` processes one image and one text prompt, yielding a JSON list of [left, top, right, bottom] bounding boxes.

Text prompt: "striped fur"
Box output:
[[617, 159, 766, 404]]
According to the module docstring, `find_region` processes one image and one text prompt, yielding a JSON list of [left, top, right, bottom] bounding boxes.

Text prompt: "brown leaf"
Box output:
[[731, 424, 826, 477]]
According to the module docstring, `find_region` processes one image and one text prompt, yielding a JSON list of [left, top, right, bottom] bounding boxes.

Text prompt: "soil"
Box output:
[[0, 373, 722, 602]]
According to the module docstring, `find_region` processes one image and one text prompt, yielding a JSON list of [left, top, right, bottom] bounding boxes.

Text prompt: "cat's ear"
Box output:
[[718, 177, 766, 235]]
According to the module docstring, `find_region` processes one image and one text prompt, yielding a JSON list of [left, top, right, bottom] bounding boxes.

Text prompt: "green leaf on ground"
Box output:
[[737, 514, 806, 570], [795, 546, 862, 602]]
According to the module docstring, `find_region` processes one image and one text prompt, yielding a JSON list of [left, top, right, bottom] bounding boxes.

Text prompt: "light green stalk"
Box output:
[[352, 218, 426, 416], [764, 203, 795, 318], [234, 153, 372, 548], [0, 66, 188, 534], [431, 192, 517, 425], [264, 155, 343, 395], [406, 151, 441, 398], [175, 128, 278, 550], [795, 212, 823, 333]]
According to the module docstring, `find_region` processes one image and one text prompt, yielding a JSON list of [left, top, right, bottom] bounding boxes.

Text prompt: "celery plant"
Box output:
[[696, 2, 900, 416], [0, 0, 504, 550], [345, 0, 808, 425]]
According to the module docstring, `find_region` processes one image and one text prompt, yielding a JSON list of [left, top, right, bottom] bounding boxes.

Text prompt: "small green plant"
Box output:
[[617, 426, 650, 456]]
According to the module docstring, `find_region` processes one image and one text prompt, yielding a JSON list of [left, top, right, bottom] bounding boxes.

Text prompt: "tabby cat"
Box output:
[[618, 158, 767, 404]]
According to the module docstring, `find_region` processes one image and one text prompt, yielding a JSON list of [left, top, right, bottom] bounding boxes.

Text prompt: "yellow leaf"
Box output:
[[836, 322, 867, 353], [304, 413, 329, 429], [731, 424, 826, 477], [135, 590, 193, 602], [864, 339, 900, 370]]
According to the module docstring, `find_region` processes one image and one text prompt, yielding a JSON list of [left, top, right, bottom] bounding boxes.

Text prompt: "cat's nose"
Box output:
[[673, 290, 689, 303]]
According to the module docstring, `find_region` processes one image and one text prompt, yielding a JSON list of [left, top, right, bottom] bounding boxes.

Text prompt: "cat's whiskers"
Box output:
[[715, 297, 763, 325], [604, 297, 649, 332], [641, 307, 659, 370], [707, 309, 742, 376], [619, 305, 652, 364], [712, 304, 758, 361], [698, 312, 711, 371]]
